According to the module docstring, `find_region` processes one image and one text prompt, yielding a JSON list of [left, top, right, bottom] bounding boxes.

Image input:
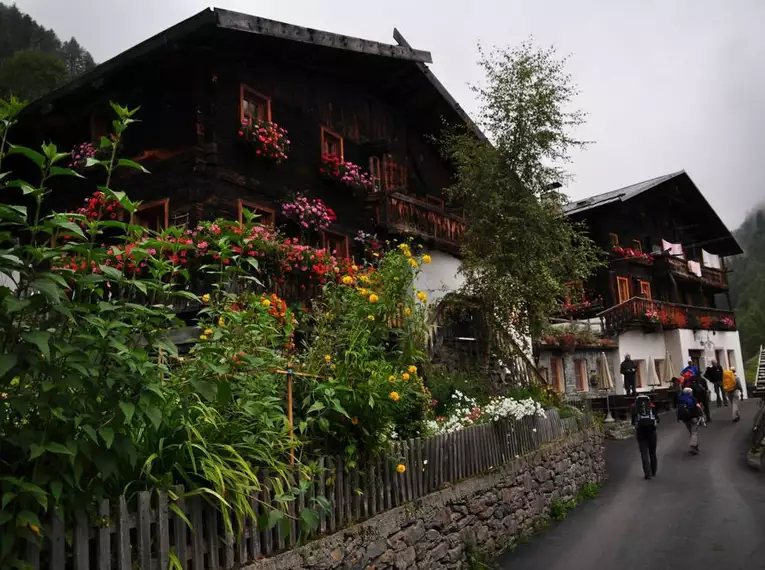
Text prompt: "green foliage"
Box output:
[[425, 364, 494, 416], [0, 50, 68, 101], [549, 498, 575, 521], [576, 482, 600, 502], [297, 243, 432, 462], [506, 384, 562, 410], [441, 40, 603, 341], [729, 206, 765, 361], [464, 541, 498, 570]]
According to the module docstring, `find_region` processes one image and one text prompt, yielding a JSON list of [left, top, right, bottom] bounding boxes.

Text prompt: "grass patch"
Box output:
[[465, 542, 498, 570], [551, 482, 601, 521]]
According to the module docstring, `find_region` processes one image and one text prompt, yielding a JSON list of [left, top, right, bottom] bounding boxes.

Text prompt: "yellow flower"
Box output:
[[358, 287, 368, 296], [204, 328, 213, 336], [404, 307, 412, 316], [422, 254, 432, 264], [324, 354, 332, 362], [218, 317, 225, 327], [373, 252, 379, 257], [408, 258, 419, 268], [352, 265, 358, 271], [201, 293, 211, 303], [367, 315, 375, 321], [416, 291, 427, 303], [388, 375, 396, 382], [342, 275, 353, 285], [199, 334, 208, 341], [408, 365, 417, 374], [351, 416, 359, 425], [261, 299, 271, 308], [29, 524, 41, 536], [368, 293, 379, 304], [396, 464, 406, 474], [360, 275, 370, 283], [389, 391, 400, 402], [402, 373, 410, 381]]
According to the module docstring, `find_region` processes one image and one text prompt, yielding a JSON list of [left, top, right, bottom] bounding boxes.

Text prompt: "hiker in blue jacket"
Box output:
[[677, 384, 701, 455], [631, 394, 659, 480]]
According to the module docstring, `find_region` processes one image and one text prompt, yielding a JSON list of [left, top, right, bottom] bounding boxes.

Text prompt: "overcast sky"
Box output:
[[15, 0, 765, 229]]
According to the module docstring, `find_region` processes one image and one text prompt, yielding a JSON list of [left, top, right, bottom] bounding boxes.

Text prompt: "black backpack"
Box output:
[[635, 397, 656, 429]]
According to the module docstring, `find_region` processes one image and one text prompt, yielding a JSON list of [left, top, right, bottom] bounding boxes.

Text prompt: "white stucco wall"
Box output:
[[614, 330, 667, 394], [414, 250, 464, 307]]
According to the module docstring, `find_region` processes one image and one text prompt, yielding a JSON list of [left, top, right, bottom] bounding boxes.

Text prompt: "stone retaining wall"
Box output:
[[244, 428, 606, 570]]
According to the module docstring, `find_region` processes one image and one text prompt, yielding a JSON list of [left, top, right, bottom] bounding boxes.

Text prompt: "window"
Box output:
[[564, 280, 584, 304], [550, 358, 564, 393], [425, 195, 445, 209], [716, 350, 726, 368], [575, 359, 588, 392], [381, 154, 407, 190], [321, 127, 344, 160], [240, 85, 271, 126], [322, 230, 350, 258], [632, 240, 643, 253], [639, 280, 652, 300], [616, 276, 631, 304], [132, 199, 169, 232], [609, 233, 619, 247], [237, 199, 275, 228], [727, 350, 736, 370]]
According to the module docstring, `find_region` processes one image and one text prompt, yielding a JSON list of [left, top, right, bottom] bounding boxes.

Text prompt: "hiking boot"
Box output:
[[644, 474, 651, 480]]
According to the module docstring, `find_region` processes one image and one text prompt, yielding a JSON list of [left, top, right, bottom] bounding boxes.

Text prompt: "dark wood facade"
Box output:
[[13, 9, 469, 256], [561, 172, 742, 334]]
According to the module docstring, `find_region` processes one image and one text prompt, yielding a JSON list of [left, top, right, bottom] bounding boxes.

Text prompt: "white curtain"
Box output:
[[702, 249, 721, 269], [687, 260, 702, 277], [662, 239, 684, 258]]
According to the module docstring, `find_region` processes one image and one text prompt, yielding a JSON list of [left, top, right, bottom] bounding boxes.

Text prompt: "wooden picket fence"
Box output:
[[26, 410, 587, 570]]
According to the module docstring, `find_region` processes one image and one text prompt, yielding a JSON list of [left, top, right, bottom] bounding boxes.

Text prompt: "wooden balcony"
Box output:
[[374, 191, 465, 252], [666, 256, 728, 289], [599, 296, 736, 336]]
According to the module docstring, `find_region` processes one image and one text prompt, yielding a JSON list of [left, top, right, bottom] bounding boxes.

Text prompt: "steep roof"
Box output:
[[21, 7, 483, 139], [563, 171, 683, 215], [565, 170, 743, 256]]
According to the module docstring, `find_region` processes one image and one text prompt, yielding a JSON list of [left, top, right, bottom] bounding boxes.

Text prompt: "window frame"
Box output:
[[237, 199, 276, 228], [654, 359, 664, 383], [616, 276, 631, 304], [239, 84, 272, 125], [639, 280, 652, 300], [322, 230, 350, 259], [321, 126, 344, 161], [727, 350, 736, 370], [636, 359, 645, 388], [132, 198, 169, 232], [609, 233, 620, 247], [632, 239, 643, 254]]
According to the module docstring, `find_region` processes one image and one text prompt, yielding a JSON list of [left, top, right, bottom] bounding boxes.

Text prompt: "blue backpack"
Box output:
[[677, 392, 697, 421]]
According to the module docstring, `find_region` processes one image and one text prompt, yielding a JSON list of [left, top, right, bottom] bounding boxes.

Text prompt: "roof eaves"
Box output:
[[393, 28, 487, 142], [217, 9, 433, 64]]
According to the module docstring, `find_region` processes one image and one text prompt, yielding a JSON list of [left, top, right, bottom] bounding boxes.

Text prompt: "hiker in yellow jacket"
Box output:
[[722, 367, 743, 422]]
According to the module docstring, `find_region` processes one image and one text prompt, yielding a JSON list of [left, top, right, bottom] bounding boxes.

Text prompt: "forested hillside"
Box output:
[[729, 205, 765, 361], [0, 3, 94, 101]]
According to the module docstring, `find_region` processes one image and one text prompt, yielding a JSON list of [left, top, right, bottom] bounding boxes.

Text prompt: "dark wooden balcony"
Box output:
[[599, 296, 736, 336], [374, 191, 465, 252], [666, 256, 728, 289]]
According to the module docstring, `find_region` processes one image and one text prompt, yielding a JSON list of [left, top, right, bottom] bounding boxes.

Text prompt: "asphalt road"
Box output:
[[498, 399, 765, 570]]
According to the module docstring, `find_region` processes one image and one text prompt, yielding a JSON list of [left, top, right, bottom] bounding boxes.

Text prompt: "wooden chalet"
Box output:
[[14, 8, 475, 261], [539, 171, 747, 403]]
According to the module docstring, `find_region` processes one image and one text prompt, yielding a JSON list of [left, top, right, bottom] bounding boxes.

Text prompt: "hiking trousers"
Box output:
[[684, 418, 699, 450], [713, 383, 728, 407], [636, 429, 657, 477]]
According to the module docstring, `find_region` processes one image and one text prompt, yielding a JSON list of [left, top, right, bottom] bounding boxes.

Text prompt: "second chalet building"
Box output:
[[16, 7, 474, 306], [538, 171, 747, 399]]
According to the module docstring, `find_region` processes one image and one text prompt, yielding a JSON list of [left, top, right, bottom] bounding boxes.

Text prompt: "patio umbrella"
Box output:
[[647, 356, 661, 387], [661, 350, 677, 385], [598, 352, 615, 423]]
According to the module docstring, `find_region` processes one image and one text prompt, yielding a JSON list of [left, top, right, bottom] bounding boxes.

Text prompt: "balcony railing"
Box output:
[[666, 256, 728, 289], [376, 191, 465, 251], [599, 296, 736, 336]]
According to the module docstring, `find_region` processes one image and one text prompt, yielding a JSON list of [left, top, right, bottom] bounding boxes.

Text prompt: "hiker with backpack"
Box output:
[[631, 394, 659, 479], [677, 384, 702, 455], [723, 366, 743, 422]]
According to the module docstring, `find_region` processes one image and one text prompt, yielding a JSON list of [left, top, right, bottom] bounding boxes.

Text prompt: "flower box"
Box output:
[[320, 153, 375, 192], [237, 119, 290, 163]]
